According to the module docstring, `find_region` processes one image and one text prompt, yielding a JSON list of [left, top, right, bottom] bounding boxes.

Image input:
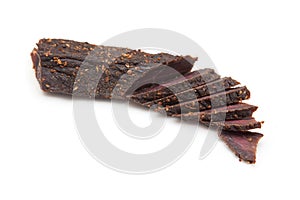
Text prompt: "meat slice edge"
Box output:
[[219, 130, 264, 164]]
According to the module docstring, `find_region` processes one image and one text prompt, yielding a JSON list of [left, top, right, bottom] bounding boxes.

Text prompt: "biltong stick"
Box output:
[[31, 38, 264, 164], [219, 130, 264, 164], [172, 103, 258, 122], [130, 68, 221, 104], [201, 118, 263, 131], [153, 86, 250, 115], [141, 77, 240, 107], [31, 38, 196, 99]]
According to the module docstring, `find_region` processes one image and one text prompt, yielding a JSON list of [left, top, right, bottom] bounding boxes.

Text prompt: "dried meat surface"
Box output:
[[134, 77, 239, 107], [172, 103, 258, 121], [201, 118, 263, 131], [31, 39, 196, 99], [31, 39, 265, 164], [130, 68, 221, 104], [153, 86, 250, 115], [219, 130, 264, 163]]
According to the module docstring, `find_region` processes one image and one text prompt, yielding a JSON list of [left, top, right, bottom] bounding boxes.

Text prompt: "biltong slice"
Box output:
[[172, 103, 258, 121], [130, 68, 221, 104], [219, 130, 263, 164], [111, 62, 196, 98], [141, 77, 240, 107], [154, 86, 250, 115], [32, 38, 196, 99], [201, 118, 263, 131], [120, 56, 198, 96]]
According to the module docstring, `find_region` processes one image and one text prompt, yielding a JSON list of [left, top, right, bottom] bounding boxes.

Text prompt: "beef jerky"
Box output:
[[130, 68, 221, 104], [132, 70, 200, 94], [219, 130, 264, 164], [119, 56, 198, 96], [35, 38, 195, 68], [31, 38, 196, 99], [141, 77, 240, 107], [201, 118, 263, 131], [153, 86, 250, 115], [172, 103, 258, 121]]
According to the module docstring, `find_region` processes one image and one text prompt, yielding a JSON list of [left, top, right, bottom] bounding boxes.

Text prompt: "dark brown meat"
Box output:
[[172, 103, 258, 121], [139, 77, 240, 107], [129, 68, 221, 103], [31, 38, 196, 99], [153, 86, 250, 115], [219, 130, 264, 164], [201, 118, 263, 131], [31, 38, 264, 164]]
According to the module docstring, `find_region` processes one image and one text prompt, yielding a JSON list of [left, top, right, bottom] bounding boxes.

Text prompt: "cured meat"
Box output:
[[119, 56, 198, 95], [31, 39, 265, 164], [219, 130, 264, 164], [153, 86, 250, 115], [172, 103, 258, 121], [129, 68, 221, 103], [201, 118, 263, 131], [31, 38, 196, 99], [139, 77, 240, 107]]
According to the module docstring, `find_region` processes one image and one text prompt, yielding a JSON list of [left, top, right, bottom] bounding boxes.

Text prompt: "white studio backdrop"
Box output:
[[0, 0, 299, 199]]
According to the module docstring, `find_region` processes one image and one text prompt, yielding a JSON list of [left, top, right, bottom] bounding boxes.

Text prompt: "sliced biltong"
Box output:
[[153, 86, 250, 115], [140, 77, 240, 107], [219, 130, 263, 164], [172, 103, 258, 121], [130, 68, 221, 104], [31, 39, 264, 164], [114, 57, 198, 97], [31, 38, 196, 99], [201, 118, 263, 131]]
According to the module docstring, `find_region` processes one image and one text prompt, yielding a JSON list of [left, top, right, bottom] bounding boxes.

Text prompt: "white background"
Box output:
[[1, 0, 299, 199]]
